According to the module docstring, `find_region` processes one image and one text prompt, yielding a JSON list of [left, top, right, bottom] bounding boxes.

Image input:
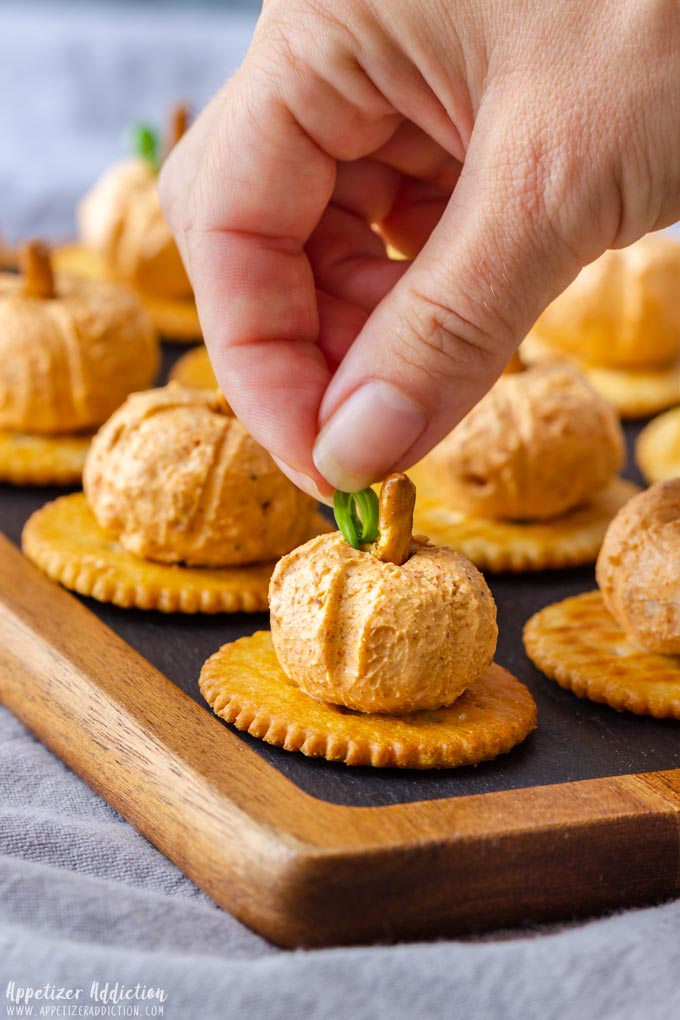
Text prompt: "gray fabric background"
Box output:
[[1, 4, 680, 1018]]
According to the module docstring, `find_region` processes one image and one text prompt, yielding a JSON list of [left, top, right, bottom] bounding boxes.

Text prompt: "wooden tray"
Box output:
[[1, 376, 679, 948]]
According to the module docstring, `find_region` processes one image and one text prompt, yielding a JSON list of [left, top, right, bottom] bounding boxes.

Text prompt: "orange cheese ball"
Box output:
[[0, 272, 158, 434], [596, 480, 680, 654], [534, 234, 680, 369], [269, 531, 498, 714], [426, 363, 624, 521], [84, 385, 317, 567], [79, 159, 191, 300]]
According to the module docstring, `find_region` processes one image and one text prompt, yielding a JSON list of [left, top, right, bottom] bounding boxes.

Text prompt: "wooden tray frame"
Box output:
[[1, 532, 679, 948]]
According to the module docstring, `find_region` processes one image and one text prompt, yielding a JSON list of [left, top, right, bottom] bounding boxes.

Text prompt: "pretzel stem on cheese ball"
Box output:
[[20, 241, 55, 300], [165, 103, 190, 157], [371, 472, 416, 566]]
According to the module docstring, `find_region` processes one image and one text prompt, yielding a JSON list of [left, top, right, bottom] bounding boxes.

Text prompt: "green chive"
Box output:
[[333, 488, 380, 549], [128, 122, 160, 171]]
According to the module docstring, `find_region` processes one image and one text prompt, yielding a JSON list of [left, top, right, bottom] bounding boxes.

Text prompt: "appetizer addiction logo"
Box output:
[[4, 980, 167, 1016]]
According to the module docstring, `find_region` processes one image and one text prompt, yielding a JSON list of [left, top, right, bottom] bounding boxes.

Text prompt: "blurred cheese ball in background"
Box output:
[[531, 234, 680, 369], [425, 363, 624, 522], [596, 480, 680, 654]]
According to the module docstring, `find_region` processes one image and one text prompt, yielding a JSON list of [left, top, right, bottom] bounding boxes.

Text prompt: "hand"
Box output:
[[160, 0, 680, 499]]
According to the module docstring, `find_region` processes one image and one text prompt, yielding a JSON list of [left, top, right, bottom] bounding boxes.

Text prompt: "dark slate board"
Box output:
[[2, 346, 679, 807]]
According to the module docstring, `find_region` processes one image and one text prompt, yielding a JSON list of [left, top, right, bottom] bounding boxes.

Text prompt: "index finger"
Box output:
[[164, 64, 336, 495]]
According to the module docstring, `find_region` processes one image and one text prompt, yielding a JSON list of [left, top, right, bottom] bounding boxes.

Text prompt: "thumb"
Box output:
[[312, 114, 588, 492]]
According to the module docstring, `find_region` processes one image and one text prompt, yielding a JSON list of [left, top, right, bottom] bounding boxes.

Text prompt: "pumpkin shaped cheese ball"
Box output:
[[410, 362, 637, 571], [0, 242, 158, 485], [270, 475, 497, 714], [522, 234, 680, 417], [534, 234, 680, 369], [54, 106, 201, 341], [78, 126, 191, 301], [22, 383, 329, 612], [83, 384, 317, 566], [524, 480, 680, 719], [200, 474, 537, 767], [428, 362, 623, 521], [596, 481, 680, 655]]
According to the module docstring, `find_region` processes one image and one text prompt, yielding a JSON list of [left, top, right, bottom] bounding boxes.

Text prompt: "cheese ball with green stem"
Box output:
[[269, 474, 498, 714]]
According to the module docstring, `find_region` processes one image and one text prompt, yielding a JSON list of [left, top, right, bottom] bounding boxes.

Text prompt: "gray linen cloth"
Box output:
[[1, 4, 679, 1018]]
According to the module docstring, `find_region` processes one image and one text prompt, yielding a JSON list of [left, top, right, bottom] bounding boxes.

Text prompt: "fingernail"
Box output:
[[271, 455, 334, 506], [313, 380, 428, 491]]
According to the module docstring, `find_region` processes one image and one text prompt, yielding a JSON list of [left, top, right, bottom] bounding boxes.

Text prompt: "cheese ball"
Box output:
[[84, 385, 317, 567], [78, 159, 191, 300], [0, 271, 158, 434], [269, 531, 498, 714], [534, 234, 680, 369], [427, 363, 624, 521], [596, 480, 680, 654]]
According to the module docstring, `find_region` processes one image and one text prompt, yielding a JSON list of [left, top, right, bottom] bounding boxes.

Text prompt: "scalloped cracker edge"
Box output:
[[199, 630, 537, 768], [523, 590, 680, 719], [22, 492, 331, 614], [408, 463, 638, 572], [0, 429, 91, 486]]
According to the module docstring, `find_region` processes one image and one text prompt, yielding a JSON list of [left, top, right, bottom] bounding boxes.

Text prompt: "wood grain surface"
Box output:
[[1, 532, 679, 947]]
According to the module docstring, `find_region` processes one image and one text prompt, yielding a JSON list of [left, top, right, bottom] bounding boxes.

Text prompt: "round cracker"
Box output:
[[52, 244, 201, 343], [521, 333, 680, 419], [0, 429, 91, 485], [408, 462, 638, 572], [52, 243, 114, 283], [168, 346, 217, 390], [636, 406, 680, 484], [523, 590, 680, 719], [199, 630, 537, 769], [583, 364, 680, 420], [139, 292, 202, 344], [22, 492, 331, 614]]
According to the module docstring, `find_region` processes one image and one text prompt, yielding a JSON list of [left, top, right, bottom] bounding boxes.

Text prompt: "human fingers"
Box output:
[[311, 106, 587, 491], [160, 63, 338, 498]]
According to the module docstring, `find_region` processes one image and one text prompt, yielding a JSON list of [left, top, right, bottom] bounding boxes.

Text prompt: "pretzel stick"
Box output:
[[20, 241, 55, 299], [372, 473, 416, 566]]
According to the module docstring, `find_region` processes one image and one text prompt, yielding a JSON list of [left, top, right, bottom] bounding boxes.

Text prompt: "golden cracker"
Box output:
[[409, 461, 639, 572], [22, 492, 331, 614], [636, 406, 680, 484], [520, 333, 680, 419], [52, 244, 201, 343], [52, 243, 115, 283], [139, 292, 202, 344], [199, 630, 537, 768], [168, 346, 217, 390], [523, 590, 680, 719], [0, 429, 91, 486], [582, 364, 680, 420]]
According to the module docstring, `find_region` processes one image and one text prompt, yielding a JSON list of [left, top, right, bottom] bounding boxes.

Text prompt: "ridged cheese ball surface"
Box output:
[[78, 159, 191, 299], [269, 532, 498, 714], [596, 480, 680, 654], [83, 385, 317, 566], [0, 272, 158, 434], [534, 234, 680, 369], [427, 363, 624, 521]]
